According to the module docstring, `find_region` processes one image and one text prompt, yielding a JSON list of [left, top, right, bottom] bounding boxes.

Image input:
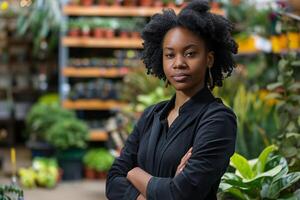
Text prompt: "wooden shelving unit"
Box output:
[[89, 129, 108, 141], [62, 67, 129, 78], [62, 99, 128, 110], [63, 5, 225, 17], [62, 37, 143, 48]]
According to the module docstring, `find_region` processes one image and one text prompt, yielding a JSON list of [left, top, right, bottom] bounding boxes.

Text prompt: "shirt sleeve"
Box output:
[[146, 106, 237, 200], [106, 105, 155, 200]]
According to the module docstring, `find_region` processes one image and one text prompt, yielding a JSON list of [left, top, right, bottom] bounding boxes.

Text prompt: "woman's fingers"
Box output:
[[177, 147, 193, 172]]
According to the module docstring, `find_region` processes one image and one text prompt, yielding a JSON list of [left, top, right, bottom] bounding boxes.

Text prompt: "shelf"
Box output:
[[89, 129, 108, 141], [62, 99, 128, 110], [62, 37, 143, 48], [62, 67, 129, 78], [63, 5, 224, 16]]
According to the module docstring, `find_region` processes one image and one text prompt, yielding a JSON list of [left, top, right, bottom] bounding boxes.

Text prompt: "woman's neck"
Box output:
[[174, 84, 205, 112]]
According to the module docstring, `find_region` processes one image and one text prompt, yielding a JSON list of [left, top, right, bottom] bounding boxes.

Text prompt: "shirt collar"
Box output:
[[158, 86, 215, 120]]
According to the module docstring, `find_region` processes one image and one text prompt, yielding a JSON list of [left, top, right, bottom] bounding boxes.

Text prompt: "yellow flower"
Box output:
[[0, 1, 9, 11], [259, 89, 278, 106]]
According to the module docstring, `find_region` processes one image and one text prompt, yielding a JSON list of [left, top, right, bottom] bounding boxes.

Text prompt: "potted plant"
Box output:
[[45, 118, 89, 180], [103, 18, 116, 38], [92, 18, 105, 38], [81, 0, 94, 6], [79, 19, 91, 37], [83, 148, 114, 179], [93, 148, 114, 179], [25, 101, 75, 158], [68, 19, 81, 37]]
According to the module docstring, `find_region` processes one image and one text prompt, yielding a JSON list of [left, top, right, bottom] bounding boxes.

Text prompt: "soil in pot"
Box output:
[[81, 0, 94, 6]]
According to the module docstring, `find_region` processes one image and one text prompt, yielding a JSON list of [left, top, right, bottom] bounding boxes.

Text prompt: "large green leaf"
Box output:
[[254, 145, 278, 174], [266, 172, 300, 199], [230, 153, 254, 179]]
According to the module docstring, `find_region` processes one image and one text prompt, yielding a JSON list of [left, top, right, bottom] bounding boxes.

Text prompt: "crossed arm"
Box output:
[[127, 148, 193, 200]]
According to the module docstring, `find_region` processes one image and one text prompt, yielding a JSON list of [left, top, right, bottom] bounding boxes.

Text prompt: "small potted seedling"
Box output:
[[80, 19, 91, 37], [68, 20, 81, 37], [92, 18, 105, 38]]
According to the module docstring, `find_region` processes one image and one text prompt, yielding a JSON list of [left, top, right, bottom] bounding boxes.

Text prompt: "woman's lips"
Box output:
[[172, 74, 190, 82]]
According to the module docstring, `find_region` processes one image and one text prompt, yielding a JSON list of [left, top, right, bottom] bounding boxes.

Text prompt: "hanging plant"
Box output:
[[16, 0, 63, 59]]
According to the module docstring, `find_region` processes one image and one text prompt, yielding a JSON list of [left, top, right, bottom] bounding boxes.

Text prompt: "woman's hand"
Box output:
[[175, 147, 193, 176], [137, 194, 146, 200]]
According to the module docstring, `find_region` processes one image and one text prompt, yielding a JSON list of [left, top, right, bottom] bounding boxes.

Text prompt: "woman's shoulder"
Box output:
[[205, 97, 236, 120]]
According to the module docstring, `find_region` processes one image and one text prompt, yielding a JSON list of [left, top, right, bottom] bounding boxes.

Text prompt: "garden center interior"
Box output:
[[0, 0, 299, 199]]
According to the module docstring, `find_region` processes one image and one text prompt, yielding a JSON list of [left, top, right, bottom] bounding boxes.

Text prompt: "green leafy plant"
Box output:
[[83, 148, 115, 172], [219, 145, 300, 200], [0, 185, 24, 200], [26, 103, 75, 141], [16, 0, 62, 58], [267, 52, 300, 171], [229, 85, 279, 159], [45, 118, 89, 150]]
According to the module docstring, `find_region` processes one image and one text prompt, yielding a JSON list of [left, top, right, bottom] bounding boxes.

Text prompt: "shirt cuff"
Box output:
[[146, 176, 173, 200], [124, 184, 140, 200]]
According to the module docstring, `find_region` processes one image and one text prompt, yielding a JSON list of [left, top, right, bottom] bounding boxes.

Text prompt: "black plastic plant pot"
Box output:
[[56, 148, 86, 181], [26, 140, 55, 158]]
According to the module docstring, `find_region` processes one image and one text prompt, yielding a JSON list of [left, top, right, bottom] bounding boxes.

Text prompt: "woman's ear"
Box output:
[[207, 51, 215, 68]]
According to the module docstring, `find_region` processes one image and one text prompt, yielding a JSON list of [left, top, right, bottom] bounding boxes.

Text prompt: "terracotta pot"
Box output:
[[154, 0, 163, 7], [130, 31, 141, 38], [105, 29, 115, 38], [81, 0, 94, 6], [93, 28, 105, 38], [81, 30, 91, 37], [97, 0, 106, 5], [123, 0, 137, 6], [69, 29, 81, 37], [139, 0, 152, 7], [85, 168, 96, 179], [96, 171, 107, 179], [119, 31, 131, 38]]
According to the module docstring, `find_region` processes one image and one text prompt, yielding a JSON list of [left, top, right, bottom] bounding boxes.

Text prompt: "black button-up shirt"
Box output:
[[106, 86, 237, 200]]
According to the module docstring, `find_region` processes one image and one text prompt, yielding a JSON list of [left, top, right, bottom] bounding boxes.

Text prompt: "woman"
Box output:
[[106, 1, 238, 199]]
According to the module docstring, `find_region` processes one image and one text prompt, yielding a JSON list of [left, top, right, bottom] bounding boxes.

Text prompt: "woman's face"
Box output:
[[162, 27, 214, 94]]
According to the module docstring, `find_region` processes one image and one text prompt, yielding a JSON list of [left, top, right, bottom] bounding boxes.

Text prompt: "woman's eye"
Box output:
[[185, 52, 196, 57], [165, 54, 174, 59]]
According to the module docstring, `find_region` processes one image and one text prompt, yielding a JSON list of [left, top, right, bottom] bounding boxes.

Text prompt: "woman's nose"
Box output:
[[173, 55, 187, 69]]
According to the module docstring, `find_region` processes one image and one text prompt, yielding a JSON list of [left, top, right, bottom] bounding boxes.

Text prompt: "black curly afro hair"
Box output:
[[141, 0, 238, 89]]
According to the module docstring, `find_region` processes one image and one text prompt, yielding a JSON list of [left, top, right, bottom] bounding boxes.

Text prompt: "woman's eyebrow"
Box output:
[[163, 44, 199, 50]]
